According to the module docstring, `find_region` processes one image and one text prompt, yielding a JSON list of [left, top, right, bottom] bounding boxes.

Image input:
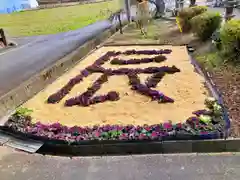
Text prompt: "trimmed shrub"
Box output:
[[178, 6, 207, 32], [191, 12, 222, 41], [220, 19, 240, 61], [191, 6, 208, 16]]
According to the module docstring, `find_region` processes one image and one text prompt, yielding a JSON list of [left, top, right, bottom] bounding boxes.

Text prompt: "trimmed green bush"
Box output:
[[178, 6, 207, 32], [191, 6, 208, 16], [220, 19, 240, 61], [191, 12, 222, 41]]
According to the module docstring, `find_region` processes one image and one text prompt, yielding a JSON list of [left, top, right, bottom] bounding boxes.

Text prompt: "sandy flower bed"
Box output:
[[23, 45, 208, 126]]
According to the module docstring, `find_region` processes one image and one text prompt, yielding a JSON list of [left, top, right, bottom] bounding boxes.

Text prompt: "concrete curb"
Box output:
[[103, 43, 190, 46], [0, 22, 128, 120], [1, 127, 240, 155], [35, 138, 240, 156]]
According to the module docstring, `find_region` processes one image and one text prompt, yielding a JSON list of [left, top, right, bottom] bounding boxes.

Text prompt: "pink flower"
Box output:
[[163, 122, 172, 129], [94, 131, 101, 137], [151, 131, 158, 138], [139, 133, 146, 140], [144, 126, 151, 131], [119, 133, 128, 140]]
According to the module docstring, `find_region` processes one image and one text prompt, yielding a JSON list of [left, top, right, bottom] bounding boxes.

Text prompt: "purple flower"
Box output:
[[81, 70, 90, 77], [192, 110, 212, 116]]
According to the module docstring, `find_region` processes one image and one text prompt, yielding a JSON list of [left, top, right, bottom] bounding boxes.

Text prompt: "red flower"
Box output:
[[151, 131, 158, 137], [200, 131, 208, 135], [176, 123, 182, 129]]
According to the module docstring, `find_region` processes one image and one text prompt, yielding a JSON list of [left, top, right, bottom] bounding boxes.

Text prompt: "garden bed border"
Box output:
[[188, 51, 231, 138], [0, 43, 233, 155], [0, 128, 240, 155]]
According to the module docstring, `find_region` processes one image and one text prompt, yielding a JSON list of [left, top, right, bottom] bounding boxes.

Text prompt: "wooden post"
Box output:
[[0, 28, 7, 46]]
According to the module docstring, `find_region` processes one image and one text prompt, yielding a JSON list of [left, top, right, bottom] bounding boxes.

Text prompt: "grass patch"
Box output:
[[140, 23, 162, 40], [0, 0, 120, 37], [195, 51, 224, 71]]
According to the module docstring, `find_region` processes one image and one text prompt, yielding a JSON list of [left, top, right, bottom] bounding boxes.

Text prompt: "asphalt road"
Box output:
[[0, 146, 240, 180], [0, 13, 128, 97]]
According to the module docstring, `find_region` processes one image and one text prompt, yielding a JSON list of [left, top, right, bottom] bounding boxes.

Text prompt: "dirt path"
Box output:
[[105, 20, 197, 46]]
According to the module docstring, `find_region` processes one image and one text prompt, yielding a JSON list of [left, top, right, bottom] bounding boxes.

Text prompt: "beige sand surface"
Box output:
[[23, 46, 208, 126]]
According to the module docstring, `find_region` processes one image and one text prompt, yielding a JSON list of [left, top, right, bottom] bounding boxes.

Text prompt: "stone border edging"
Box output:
[[103, 43, 190, 46], [1, 128, 240, 156], [0, 21, 128, 120], [38, 138, 240, 156]]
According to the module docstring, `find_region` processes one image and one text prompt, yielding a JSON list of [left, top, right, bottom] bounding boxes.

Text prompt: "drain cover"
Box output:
[[5, 137, 43, 153]]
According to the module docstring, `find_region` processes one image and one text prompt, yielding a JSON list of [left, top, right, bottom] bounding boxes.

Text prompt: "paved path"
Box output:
[[0, 146, 240, 180], [0, 20, 111, 96]]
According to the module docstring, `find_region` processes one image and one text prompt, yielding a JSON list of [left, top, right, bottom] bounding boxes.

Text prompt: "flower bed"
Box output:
[[1, 46, 226, 143], [47, 49, 177, 106], [4, 97, 225, 142]]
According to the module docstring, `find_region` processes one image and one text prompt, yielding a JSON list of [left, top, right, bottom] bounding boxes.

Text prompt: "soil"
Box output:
[[211, 66, 240, 137], [22, 45, 208, 127], [189, 40, 240, 137], [105, 19, 198, 46]]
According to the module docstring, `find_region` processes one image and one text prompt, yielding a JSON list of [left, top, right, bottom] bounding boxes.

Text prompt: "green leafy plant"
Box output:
[[191, 12, 222, 41], [178, 6, 207, 32], [220, 19, 240, 62], [199, 115, 212, 124], [14, 107, 33, 117], [190, 6, 207, 16]]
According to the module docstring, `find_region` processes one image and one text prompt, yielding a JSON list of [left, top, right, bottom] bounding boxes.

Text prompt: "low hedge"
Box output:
[[220, 19, 240, 62], [191, 12, 222, 41], [178, 6, 207, 32]]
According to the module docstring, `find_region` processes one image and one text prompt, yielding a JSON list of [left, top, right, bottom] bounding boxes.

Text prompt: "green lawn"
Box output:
[[0, 0, 120, 37]]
